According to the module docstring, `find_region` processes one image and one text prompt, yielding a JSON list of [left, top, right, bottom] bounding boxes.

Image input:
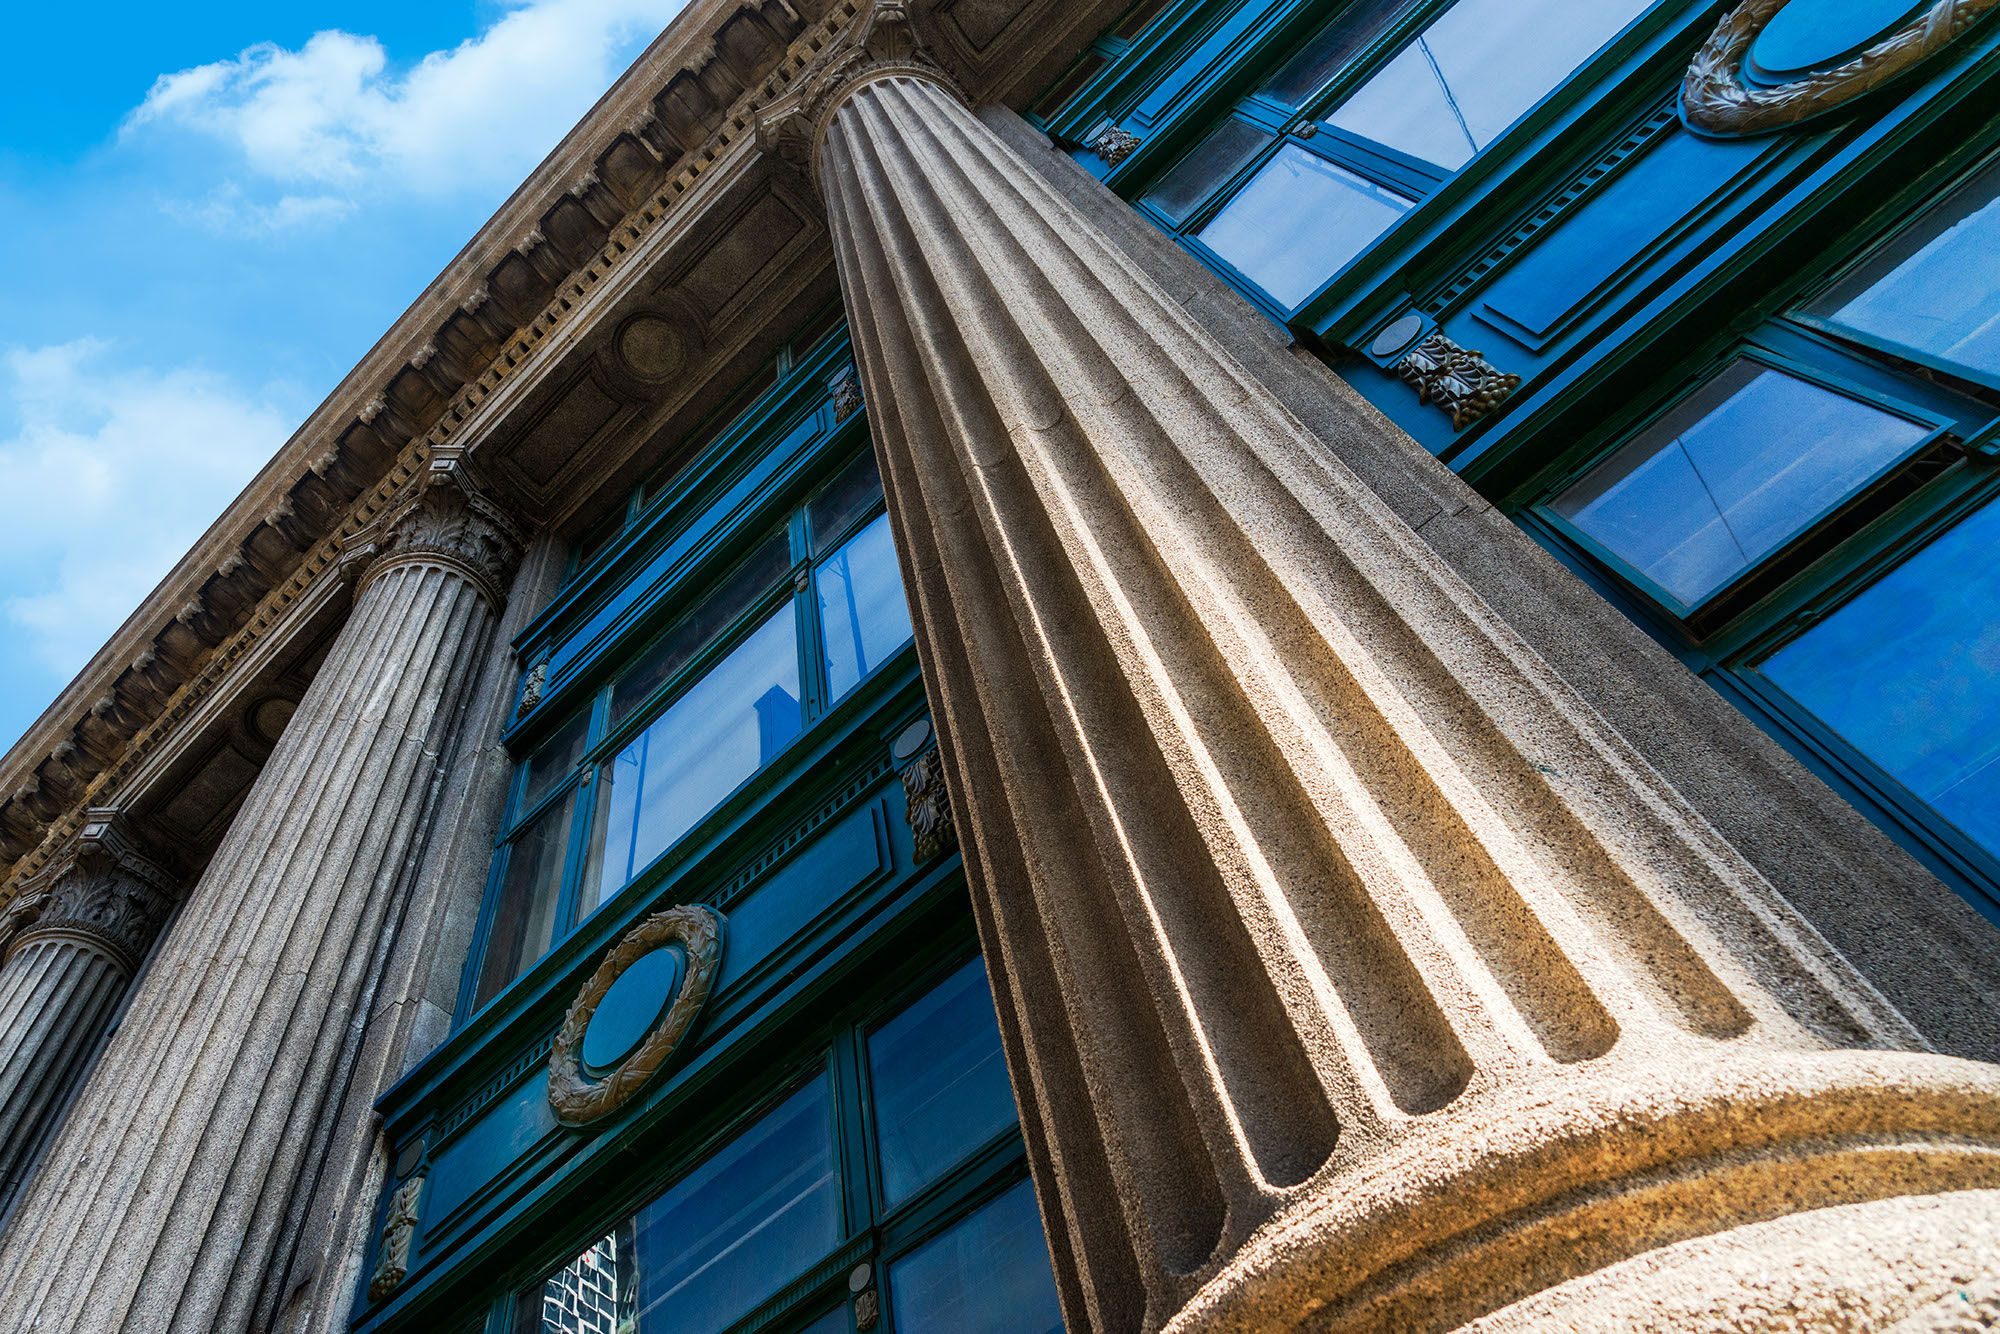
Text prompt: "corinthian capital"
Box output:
[[354, 457, 526, 610], [755, 0, 964, 186], [4, 810, 178, 974]]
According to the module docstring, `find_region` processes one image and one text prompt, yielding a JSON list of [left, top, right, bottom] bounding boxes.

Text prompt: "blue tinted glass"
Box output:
[[1761, 497, 2000, 860], [1551, 362, 1929, 609], [474, 787, 575, 1009], [519, 709, 591, 817], [1330, 0, 1652, 169], [889, 1179, 1063, 1334], [819, 513, 914, 701], [589, 608, 802, 905], [1198, 145, 1411, 308], [869, 958, 1017, 1206], [1141, 119, 1273, 227], [796, 1308, 848, 1334], [528, 1079, 839, 1334], [1811, 158, 2000, 385]]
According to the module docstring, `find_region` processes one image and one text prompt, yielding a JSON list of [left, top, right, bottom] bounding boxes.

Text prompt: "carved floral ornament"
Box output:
[[1682, 0, 2000, 136], [0, 810, 178, 973], [547, 903, 725, 1127], [1395, 333, 1521, 430], [345, 459, 525, 611]]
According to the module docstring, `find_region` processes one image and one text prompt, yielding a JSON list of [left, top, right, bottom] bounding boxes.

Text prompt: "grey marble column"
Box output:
[[0, 463, 521, 1333], [0, 812, 175, 1224], [769, 7, 2000, 1333]]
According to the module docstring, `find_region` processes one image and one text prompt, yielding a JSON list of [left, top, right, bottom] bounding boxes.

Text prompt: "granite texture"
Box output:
[[812, 45, 2000, 1334]]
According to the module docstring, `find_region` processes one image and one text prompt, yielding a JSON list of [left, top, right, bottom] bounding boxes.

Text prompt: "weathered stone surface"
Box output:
[[0, 477, 517, 1333], [807, 23, 2000, 1333]]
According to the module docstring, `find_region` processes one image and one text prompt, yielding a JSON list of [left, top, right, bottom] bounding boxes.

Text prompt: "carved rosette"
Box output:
[[1682, 0, 2000, 136], [4, 810, 177, 975], [547, 904, 725, 1127], [755, 0, 967, 190], [1395, 332, 1521, 430], [355, 463, 525, 611]]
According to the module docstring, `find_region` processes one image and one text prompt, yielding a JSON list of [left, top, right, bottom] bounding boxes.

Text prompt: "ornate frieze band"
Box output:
[[1683, 0, 2000, 136]]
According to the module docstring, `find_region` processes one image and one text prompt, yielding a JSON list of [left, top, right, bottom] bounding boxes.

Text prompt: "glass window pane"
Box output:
[[1761, 497, 2000, 861], [474, 788, 576, 1009], [611, 533, 792, 729], [523, 1079, 840, 1334], [888, 1179, 1064, 1334], [590, 608, 803, 903], [1141, 119, 1274, 226], [1550, 363, 1931, 610], [1330, 0, 1652, 170], [1809, 158, 2000, 385], [869, 958, 1017, 1206], [573, 510, 624, 581], [1112, 0, 1172, 42], [1033, 49, 1109, 119], [809, 450, 885, 554], [818, 514, 914, 701], [519, 710, 591, 817], [1260, 0, 1417, 107], [1197, 145, 1412, 308]]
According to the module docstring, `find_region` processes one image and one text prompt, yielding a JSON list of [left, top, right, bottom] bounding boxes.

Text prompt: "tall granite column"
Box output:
[[0, 463, 521, 1333], [767, 8, 2000, 1332], [0, 811, 176, 1224]]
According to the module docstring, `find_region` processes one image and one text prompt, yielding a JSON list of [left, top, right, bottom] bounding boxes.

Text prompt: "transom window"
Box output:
[[1131, 0, 1655, 311], [514, 958, 1060, 1334]]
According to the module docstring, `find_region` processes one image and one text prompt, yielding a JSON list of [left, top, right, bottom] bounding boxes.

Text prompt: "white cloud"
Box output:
[[128, 0, 688, 210], [0, 341, 296, 678]]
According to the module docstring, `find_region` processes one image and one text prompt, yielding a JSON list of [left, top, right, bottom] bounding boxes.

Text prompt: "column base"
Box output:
[[1162, 1052, 2000, 1333]]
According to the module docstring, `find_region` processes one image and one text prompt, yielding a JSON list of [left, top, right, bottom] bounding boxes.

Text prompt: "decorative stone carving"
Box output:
[[516, 659, 549, 720], [898, 746, 956, 863], [1682, 0, 2000, 136], [6, 810, 177, 973], [358, 462, 525, 612], [366, 1175, 425, 1302], [1086, 124, 1142, 167], [832, 368, 865, 424], [547, 904, 725, 1127], [1395, 331, 1521, 430]]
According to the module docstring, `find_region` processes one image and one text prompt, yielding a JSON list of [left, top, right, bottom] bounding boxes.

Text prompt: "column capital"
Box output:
[[755, 0, 965, 189], [3, 809, 178, 974], [346, 455, 526, 611]]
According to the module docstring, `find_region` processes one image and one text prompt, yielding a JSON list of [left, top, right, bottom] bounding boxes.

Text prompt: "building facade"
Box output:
[[0, 0, 1998, 1331]]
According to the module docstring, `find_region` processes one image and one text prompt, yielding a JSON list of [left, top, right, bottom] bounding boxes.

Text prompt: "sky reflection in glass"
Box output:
[[869, 957, 1017, 1206], [1552, 363, 1929, 609], [820, 513, 915, 702], [1198, 146, 1411, 307], [889, 1178, 1064, 1334], [1762, 497, 2000, 861]]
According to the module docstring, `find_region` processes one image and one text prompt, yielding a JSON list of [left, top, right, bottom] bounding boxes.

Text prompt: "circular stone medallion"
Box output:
[[581, 944, 684, 1072], [615, 314, 688, 383], [1749, 0, 1927, 81]]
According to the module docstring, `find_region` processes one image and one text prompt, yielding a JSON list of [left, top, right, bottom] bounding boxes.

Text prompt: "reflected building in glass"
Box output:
[[0, 2, 1998, 1333]]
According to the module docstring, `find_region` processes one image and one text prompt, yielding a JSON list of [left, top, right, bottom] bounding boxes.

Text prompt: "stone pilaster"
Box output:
[[777, 8, 2000, 1332], [0, 463, 522, 1333], [0, 811, 176, 1223]]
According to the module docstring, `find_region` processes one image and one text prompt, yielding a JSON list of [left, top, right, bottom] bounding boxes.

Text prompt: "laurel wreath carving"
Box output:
[[547, 903, 725, 1127], [1682, 0, 2000, 136]]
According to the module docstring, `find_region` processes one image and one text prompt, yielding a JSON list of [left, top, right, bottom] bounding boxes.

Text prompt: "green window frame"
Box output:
[[499, 952, 1058, 1334], [458, 324, 917, 1023]]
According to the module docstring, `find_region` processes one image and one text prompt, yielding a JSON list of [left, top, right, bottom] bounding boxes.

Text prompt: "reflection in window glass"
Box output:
[[819, 514, 914, 702], [610, 533, 792, 729], [889, 1178, 1064, 1334], [1141, 119, 1273, 226], [475, 789, 576, 1008], [809, 449, 885, 554], [1761, 498, 2000, 862], [1197, 145, 1412, 307], [522, 1079, 839, 1334], [1550, 363, 1930, 610], [1260, 0, 1416, 107], [1328, 0, 1652, 170], [590, 609, 803, 904], [1810, 158, 2000, 385], [870, 958, 1017, 1206], [519, 710, 590, 815]]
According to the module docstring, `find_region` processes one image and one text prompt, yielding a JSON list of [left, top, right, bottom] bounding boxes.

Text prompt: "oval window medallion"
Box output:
[[1682, 0, 2000, 137], [548, 903, 724, 1127]]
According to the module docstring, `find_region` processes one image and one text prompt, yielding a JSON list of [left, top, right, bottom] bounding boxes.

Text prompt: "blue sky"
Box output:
[[0, 0, 688, 750]]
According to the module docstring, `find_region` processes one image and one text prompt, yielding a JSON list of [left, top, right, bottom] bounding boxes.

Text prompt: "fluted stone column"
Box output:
[[0, 812, 176, 1223], [767, 8, 2000, 1332], [0, 463, 521, 1333]]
